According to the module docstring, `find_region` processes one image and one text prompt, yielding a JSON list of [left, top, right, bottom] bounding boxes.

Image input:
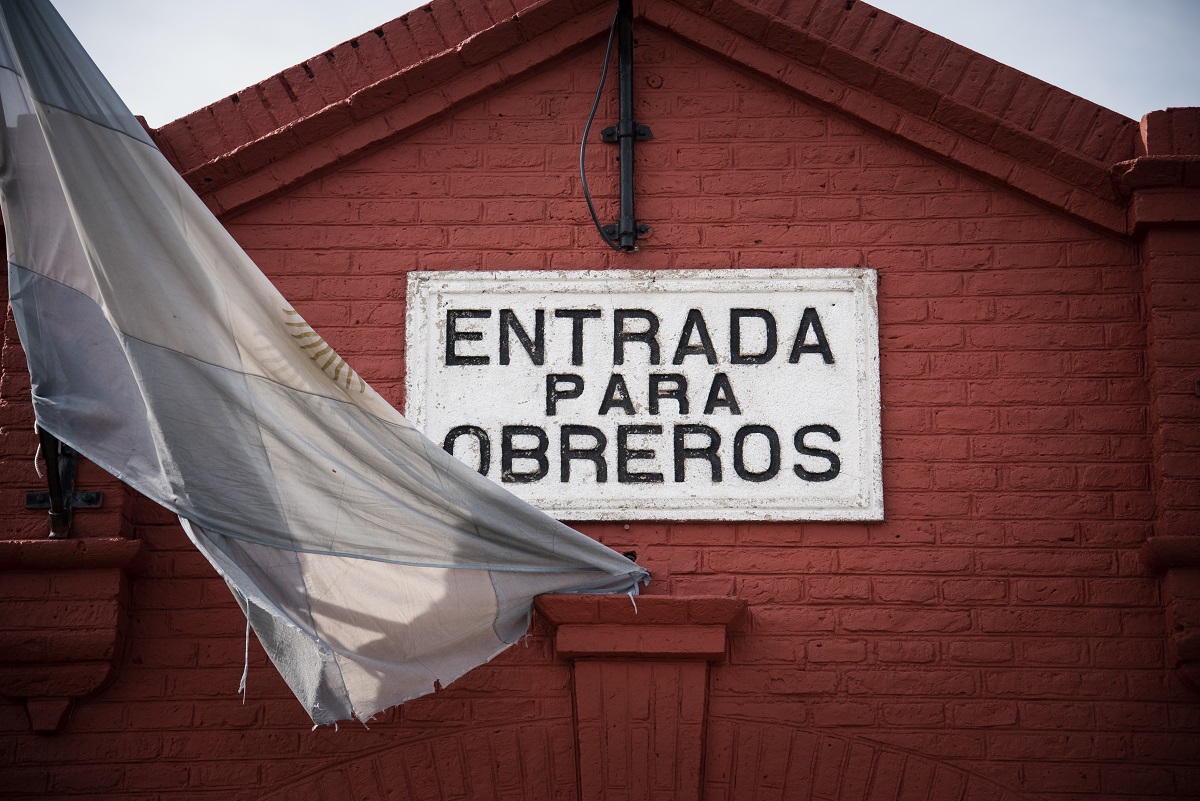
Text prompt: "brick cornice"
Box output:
[[155, 0, 1137, 233], [1114, 156, 1200, 192], [648, 0, 1131, 234], [1113, 153, 1200, 237], [758, 0, 1138, 164], [166, 0, 618, 218], [153, 0, 612, 205]]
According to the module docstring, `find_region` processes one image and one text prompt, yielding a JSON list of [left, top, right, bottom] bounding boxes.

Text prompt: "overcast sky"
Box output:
[[54, 0, 1200, 127]]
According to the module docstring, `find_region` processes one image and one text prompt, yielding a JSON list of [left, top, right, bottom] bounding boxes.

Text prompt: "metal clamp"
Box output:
[[600, 123, 653, 143], [25, 429, 103, 538]]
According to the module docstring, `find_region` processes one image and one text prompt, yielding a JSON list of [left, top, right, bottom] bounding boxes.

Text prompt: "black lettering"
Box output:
[[554, 309, 602, 366], [546, 374, 584, 416], [445, 309, 491, 365], [674, 424, 721, 483], [599, 373, 636, 415], [560, 425, 608, 483], [730, 308, 777, 365], [703, 373, 742, 415], [442, 425, 491, 476], [617, 425, 664, 483], [649, 373, 688, 415], [614, 309, 660, 365], [501, 426, 549, 483], [788, 307, 834, 364], [672, 309, 717, 365], [734, 425, 780, 482], [793, 424, 841, 481], [499, 309, 545, 365]]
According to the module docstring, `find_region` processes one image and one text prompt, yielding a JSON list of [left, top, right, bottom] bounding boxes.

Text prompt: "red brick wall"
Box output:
[[2, 24, 1197, 801]]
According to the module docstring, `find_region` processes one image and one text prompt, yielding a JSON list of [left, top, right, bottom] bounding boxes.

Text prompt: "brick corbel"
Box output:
[[0, 537, 144, 733], [1113, 155, 1200, 235], [535, 595, 745, 801], [1142, 538, 1200, 691]]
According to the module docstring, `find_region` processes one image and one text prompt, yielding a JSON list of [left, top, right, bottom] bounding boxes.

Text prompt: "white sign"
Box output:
[[406, 270, 882, 520]]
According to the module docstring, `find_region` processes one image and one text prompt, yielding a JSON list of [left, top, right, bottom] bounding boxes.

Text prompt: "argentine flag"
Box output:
[[0, 0, 646, 724]]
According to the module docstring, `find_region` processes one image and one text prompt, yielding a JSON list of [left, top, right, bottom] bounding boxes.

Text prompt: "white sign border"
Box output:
[[406, 269, 883, 522]]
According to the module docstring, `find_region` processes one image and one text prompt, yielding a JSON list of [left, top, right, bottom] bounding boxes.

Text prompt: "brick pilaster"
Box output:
[[1121, 108, 1200, 690], [535, 595, 745, 801]]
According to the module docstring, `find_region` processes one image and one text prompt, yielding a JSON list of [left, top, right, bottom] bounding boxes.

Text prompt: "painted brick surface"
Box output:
[[1, 3, 1197, 800]]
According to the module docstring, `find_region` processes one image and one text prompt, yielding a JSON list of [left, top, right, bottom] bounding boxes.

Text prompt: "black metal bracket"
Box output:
[[600, 123, 653, 143], [25, 429, 102, 538], [602, 222, 652, 238], [25, 490, 104, 511]]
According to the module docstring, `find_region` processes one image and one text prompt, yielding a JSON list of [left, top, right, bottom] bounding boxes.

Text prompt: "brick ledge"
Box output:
[[1141, 535, 1200, 572], [535, 594, 745, 626], [1141, 537, 1200, 694], [0, 537, 144, 571], [535, 594, 745, 660]]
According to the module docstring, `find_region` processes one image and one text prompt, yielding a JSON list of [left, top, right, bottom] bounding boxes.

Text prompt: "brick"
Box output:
[[1092, 639, 1163, 667], [710, 667, 839, 695], [942, 579, 1006, 602], [949, 701, 1017, 728], [841, 608, 970, 633], [735, 577, 803, 604], [845, 669, 976, 696], [986, 670, 1125, 698], [931, 407, 997, 432], [998, 407, 1075, 431], [806, 639, 867, 663], [811, 701, 875, 727], [991, 732, 1129, 762], [980, 608, 1117, 635], [1088, 578, 1159, 606], [126, 702, 194, 729], [807, 576, 871, 601], [729, 634, 797, 664], [1015, 638, 1087, 667], [838, 548, 972, 574], [1012, 579, 1084, 605], [706, 548, 836, 574], [881, 702, 944, 727], [873, 577, 938, 603], [1005, 465, 1076, 491], [1019, 701, 1095, 730], [1100, 764, 1177, 796], [973, 493, 1110, 521], [751, 606, 837, 634], [50, 766, 125, 793], [5, 599, 121, 629]]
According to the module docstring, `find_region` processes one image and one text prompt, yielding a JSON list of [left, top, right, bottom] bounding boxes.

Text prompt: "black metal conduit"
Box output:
[[610, 0, 648, 249], [582, 0, 651, 251], [37, 427, 70, 538], [26, 427, 103, 538]]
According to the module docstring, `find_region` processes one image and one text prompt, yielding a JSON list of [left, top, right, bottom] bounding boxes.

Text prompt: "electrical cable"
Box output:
[[580, 6, 622, 252]]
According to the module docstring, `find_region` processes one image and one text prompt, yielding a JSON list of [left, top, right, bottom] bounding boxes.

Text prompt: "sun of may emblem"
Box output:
[[284, 308, 365, 393]]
